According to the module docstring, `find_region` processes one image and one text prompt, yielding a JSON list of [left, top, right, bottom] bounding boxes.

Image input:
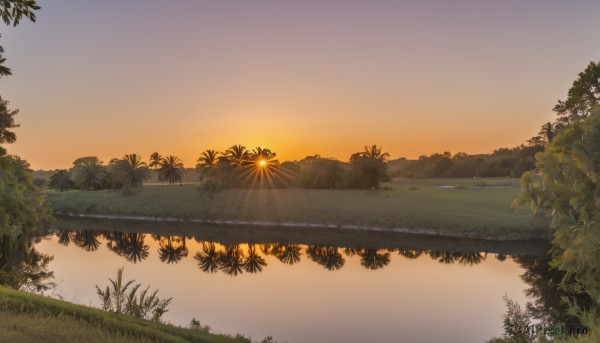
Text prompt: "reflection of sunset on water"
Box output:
[[37, 227, 533, 343]]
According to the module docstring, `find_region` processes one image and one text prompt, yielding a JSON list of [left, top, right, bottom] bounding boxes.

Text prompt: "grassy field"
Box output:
[[45, 178, 549, 240], [0, 287, 248, 343]]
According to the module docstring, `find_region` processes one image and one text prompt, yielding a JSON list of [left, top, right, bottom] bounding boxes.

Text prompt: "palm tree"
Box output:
[[224, 144, 249, 168], [538, 122, 556, 143], [196, 149, 220, 181], [72, 156, 106, 190], [158, 155, 184, 185], [359, 145, 390, 161], [48, 170, 75, 191], [249, 146, 279, 165], [148, 152, 162, 170], [112, 154, 151, 188]]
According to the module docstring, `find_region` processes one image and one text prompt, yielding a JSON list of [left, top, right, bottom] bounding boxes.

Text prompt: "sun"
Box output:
[[259, 160, 266, 166]]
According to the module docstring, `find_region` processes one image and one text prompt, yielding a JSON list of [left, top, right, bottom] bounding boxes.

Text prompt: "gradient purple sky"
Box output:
[[1, 0, 599, 169]]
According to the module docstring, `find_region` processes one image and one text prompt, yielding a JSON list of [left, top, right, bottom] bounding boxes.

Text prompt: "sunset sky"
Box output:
[[1, 0, 599, 170]]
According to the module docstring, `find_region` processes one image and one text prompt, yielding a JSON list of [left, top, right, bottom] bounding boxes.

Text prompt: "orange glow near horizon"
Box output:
[[1, 2, 599, 170]]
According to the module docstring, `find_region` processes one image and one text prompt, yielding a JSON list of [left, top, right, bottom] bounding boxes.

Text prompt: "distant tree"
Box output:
[[353, 144, 390, 162], [111, 154, 150, 188], [196, 149, 220, 181], [158, 155, 184, 185], [223, 144, 249, 168], [71, 156, 106, 190], [538, 122, 556, 143], [148, 152, 162, 170], [48, 169, 75, 191], [299, 158, 347, 189], [346, 156, 389, 189], [553, 60, 600, 125], [249, 146, 279, 165]]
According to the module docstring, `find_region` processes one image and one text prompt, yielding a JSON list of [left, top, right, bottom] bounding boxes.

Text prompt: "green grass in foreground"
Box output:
[[0, 287, 243, 343], [45, 178, 549, 240]]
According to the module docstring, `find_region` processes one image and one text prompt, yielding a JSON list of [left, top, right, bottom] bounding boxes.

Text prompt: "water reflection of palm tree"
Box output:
[[242, 244, 267, 273], [307, 245, 345, 271], [73, 230, 101, 252], [105, 232, 150, 263], [398, 249, 423, 259], [56, 230, 73, 246], [428, 251, 458, 264], [457, 252, 486, 266], [121, 233, 149, 263], [194, 242, 220, 273], [158, 236, 188, 264], [275, 244, 302, 265], [358, 249, 390, 270], [218, 245, 244, 276]]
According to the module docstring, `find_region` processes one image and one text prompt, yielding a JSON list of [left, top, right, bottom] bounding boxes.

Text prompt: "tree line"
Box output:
[[47, 144, 391, 192]]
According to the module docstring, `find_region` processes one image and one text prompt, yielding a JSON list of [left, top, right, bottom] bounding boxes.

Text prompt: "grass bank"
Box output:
[[0, 287, 246, 343], [46, 178, 549, 240]]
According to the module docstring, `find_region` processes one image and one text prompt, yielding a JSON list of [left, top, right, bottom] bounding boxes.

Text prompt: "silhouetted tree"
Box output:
[[158, 155, 184, 186]]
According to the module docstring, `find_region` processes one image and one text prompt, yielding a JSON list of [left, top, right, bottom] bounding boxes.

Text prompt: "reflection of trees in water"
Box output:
[[74, 230, 102, 252], [487, 256, 591, 342], [157, 236, 189, 264], [274, 244, 302, 265], [56, 230, 73, 246], [306, 246, 345, 271], [105, 232, 150, 263], [217, 245, 244, 276], [194, 242, 219, 273], [0, 233, 54, 292], [397, 249, 423, 259], [243, 244, 267, 273], [358, 249, 390, 270], [513, 256, 589, 328], [428, 251, 486, 265]]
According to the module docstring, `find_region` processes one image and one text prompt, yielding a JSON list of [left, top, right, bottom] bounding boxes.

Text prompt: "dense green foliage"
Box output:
[[553, 60, 600, 126], [504, 60, 600, 340], [388, 146, 542, 178]]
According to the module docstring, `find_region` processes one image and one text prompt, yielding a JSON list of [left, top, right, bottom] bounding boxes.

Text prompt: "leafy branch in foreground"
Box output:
[[95, 267, 172, 322]]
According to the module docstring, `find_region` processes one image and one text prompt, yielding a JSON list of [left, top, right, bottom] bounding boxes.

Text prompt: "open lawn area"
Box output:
[[45, 178, 548, 240]]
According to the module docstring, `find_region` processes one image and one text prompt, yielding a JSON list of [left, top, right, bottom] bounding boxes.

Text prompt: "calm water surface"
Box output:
[[32, 218, 550, 343]]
